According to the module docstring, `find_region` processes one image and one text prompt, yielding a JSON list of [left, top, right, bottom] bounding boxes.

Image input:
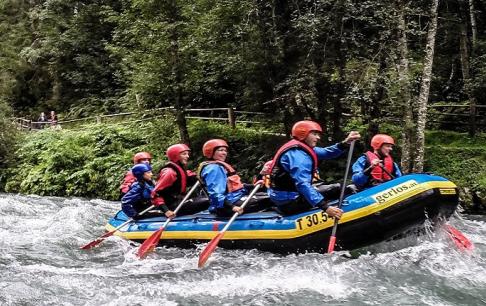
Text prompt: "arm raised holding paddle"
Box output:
[[265, 121, 359, 217]]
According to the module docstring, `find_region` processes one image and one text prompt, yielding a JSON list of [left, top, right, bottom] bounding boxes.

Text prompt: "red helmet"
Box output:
[[133, 152, 152, 164], [166, 143, 190, 162], [291, 120, 323, 141], [371, 134, 395, 150], [202, 139, 228, 158]]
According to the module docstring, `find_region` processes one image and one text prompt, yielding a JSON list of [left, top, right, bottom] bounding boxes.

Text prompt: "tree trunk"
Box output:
[[396, 0, 414, 174], [412, 0, 439, 173], [331, 3, 346, 142], [459, 1, 477, 137], [469, 0, 477, 48], [365, 53, 387, 143], [168, 0, 190, 145]]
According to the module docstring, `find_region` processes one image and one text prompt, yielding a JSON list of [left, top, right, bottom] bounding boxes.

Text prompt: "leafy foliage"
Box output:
[[4, 119, 179, 199], [424, 131, 486, 194], [1, 0, 486, 206], [0, 101, 20, 189]]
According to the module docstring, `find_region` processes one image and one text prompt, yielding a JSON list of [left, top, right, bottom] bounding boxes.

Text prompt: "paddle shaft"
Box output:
[[159, 181, 200, 231], [80, 205, 155, 249], [221, 183, 262, 233], [117, 205, 155, 229], [197, 183, 262, 268], [136, 182, 201, 259], [328, 141, 355, 252], [378, 163, 395, 179]]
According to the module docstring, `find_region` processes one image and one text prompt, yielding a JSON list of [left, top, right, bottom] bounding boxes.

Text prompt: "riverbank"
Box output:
[[1, 118, 485, 212]]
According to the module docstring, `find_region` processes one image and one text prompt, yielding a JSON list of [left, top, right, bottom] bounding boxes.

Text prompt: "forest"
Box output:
[[0, 0, 485, 207]]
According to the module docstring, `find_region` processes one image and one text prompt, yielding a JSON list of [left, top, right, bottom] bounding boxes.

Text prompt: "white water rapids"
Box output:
[[0, 193, 485, 305]]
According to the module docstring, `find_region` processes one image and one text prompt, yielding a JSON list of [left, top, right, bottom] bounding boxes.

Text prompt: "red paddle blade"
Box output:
[[327, 236, 336, 253], [80, 230, 115, 250], [136, 228, 165, 259], [198, 233, 224, 268], [445, 224, 474, 251]]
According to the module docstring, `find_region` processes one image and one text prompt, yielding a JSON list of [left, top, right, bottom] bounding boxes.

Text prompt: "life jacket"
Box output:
[[120, 171, 136, 195], [154, 161, 188, 206], [268, 139, 319, 191], [197, 160, 244, 193], [365, 151, 394, 186], [129, 181, 155, 214]]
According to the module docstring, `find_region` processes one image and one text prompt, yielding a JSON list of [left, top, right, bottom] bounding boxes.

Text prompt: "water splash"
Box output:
[[0, 193, 485, 305]]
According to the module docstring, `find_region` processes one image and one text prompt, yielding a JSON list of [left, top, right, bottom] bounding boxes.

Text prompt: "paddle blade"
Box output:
[[80, 230, 114, 250], [445, 224, 474, 251], [327, 236, 336, 254], [136, 228, 165, 259], [198, 232, 224, 268]]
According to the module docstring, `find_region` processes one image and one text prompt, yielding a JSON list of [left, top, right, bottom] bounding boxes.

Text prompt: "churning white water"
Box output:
[[0, 193, 485, 305]]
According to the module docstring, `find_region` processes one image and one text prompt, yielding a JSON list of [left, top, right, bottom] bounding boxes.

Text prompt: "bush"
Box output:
[[0, 102, 20, 189], [4, 118, 179, 200], [424, 131, 486, 211], [188, 120, 287, 180], [3, 117, 486, 210]]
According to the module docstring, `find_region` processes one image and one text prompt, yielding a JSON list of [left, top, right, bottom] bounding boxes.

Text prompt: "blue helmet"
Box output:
[[131, 163, 152, 180]]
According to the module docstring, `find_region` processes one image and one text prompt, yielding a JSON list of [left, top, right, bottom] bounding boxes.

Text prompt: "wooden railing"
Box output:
[[12, 107, 269, 131], [12, 104, 484, 134], [427, 104, 486, 135]]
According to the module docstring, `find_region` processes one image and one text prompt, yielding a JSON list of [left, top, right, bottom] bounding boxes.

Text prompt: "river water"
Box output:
[[0, 193, 485, 306]]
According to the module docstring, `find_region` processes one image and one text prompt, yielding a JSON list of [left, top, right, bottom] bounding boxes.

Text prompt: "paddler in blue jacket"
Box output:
[[267, 120, 360, 216], [121, 163, 159, 219], [198, 139, 268, 217], [352, 134, 402, 190]]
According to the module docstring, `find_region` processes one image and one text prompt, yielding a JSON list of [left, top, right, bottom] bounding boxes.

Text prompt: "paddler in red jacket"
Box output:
[[151, 144, 209, 218], [120, 151, 152, 196]]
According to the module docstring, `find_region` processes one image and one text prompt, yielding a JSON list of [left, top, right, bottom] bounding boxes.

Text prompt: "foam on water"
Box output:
[[1, 193, 485, 305]]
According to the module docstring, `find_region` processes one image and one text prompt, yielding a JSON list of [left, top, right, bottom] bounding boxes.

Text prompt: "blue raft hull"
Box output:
[[106, 174, 459, 253]]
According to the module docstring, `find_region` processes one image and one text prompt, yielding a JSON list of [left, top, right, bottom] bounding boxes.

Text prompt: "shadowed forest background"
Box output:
[[0, 0, 485, 209]]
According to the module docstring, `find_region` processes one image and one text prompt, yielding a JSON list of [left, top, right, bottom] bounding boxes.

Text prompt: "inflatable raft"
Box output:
[[106, 173, 459, 253]]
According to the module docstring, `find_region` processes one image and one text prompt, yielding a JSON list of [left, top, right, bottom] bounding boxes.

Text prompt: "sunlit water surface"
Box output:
[[0, 193, 485, 305]]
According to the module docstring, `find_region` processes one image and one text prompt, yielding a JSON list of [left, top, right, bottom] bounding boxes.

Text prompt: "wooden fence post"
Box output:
[[96, 116, 102, 124], [228, 107, 236, 128], [469, 104, 477, 137]]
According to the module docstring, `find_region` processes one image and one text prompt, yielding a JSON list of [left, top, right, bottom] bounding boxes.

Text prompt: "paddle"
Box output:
[[376, 164, 472, 251], [378, 159, 473, 252], [198, 183, 262, 268], [136, 181, 201, 259], [444, 224, 474, 252], [378, 163, 395, 179], [80, 205, 155, 250], [327, 140, 356, 254]]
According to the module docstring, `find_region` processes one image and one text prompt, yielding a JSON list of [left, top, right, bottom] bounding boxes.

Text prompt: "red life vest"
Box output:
[[268, 139, 319, 191], [197, 160, 244, 192], [153, 161, 189, 207], [365, 151, 394, 184], [120, 171, 136, 195], [162, 161, 187, 193]]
